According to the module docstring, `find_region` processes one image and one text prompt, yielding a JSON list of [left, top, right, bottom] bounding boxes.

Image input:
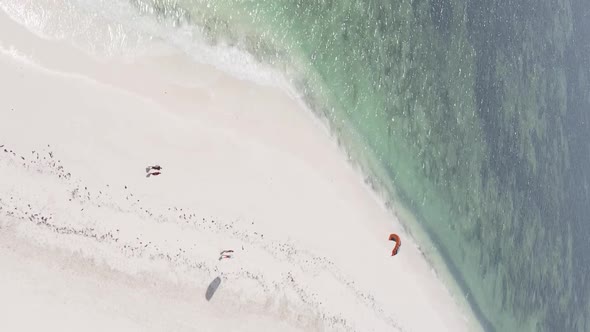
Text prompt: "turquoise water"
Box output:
[[130, 0, 589, 331]]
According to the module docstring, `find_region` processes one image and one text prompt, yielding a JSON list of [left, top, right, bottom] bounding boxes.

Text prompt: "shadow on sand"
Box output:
[[205, 276, 222, 301]]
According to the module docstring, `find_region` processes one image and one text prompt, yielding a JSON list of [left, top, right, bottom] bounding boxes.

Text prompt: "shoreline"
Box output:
[[1, 9, 480, 332]]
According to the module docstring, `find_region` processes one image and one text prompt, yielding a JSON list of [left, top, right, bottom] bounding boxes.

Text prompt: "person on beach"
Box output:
[[146, 165, 163, 178], [219, 249, 234, 260], [146, 165, 162, 172]]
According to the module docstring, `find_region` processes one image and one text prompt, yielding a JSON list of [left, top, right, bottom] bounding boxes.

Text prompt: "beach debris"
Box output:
[[219, 249, 234, 260], [389, 234, 401, 256]]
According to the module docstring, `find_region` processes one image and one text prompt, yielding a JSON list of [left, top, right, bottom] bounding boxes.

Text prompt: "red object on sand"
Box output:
[[389, 233, 401, 256]]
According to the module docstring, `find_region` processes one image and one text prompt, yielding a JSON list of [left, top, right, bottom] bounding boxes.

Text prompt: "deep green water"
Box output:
[[132, 0, 590, 330]]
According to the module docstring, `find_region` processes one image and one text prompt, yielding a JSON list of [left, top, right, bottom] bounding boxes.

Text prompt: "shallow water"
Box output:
[[167, 2, 589, 330], [4, 0, 590, 331]]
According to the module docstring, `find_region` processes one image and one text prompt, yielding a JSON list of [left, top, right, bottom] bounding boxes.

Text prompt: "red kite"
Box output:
[[389, 233, 401, 256]]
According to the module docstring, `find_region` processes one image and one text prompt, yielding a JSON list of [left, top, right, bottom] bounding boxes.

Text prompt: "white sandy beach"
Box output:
[[0, 7, 477, 332]]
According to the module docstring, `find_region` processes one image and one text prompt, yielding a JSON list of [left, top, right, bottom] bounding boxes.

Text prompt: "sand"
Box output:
[[0, 9, 478, 332]]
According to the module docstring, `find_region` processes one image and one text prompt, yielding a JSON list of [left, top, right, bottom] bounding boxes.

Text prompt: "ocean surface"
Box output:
[[3, 0, 590, 331]]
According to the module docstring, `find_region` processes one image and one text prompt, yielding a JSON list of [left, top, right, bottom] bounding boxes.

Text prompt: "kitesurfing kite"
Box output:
[[389, 233, 401, 256]]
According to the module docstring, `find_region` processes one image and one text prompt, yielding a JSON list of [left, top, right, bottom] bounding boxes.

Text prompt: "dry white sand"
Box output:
[[0, 8, 479, 332]]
